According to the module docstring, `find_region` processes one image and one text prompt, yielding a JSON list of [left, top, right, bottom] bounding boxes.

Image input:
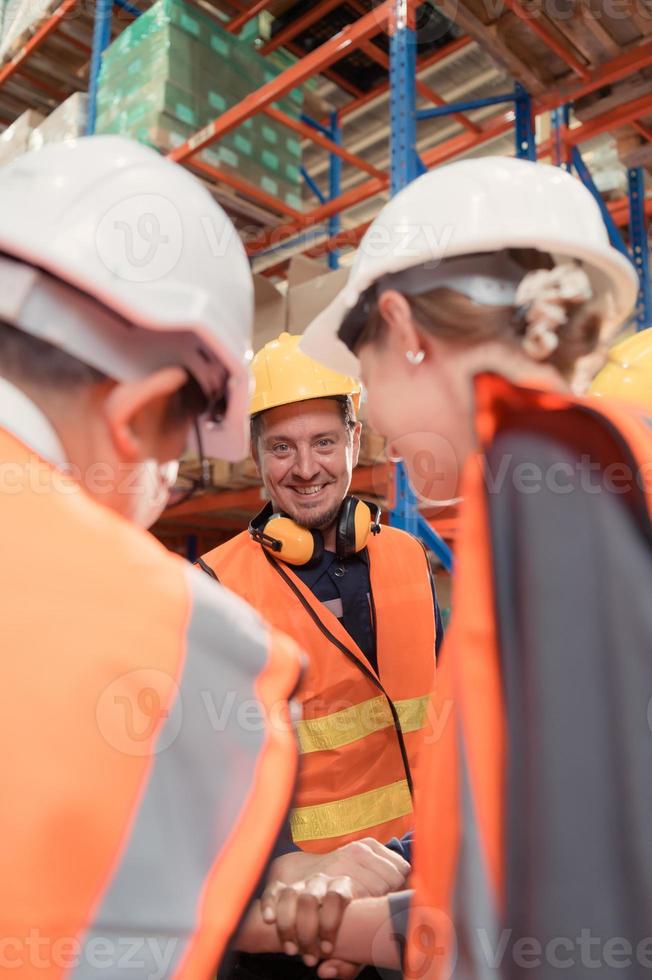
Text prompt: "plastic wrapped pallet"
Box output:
[[0, 0, 54, 61], [30, 92, 87, 149], [95, 0, 304, 208], [0, 109, 44, 166]]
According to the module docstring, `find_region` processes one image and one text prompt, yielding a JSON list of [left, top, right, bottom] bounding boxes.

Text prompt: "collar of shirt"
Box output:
[[0, 377, 68, 468], [297, 546, 369, 591]]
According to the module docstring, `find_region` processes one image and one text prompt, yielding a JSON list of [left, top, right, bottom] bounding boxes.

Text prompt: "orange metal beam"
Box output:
[[609, 195, 652, 227], [162, 463, 391, 520], [0, 0, 80, 87], [356, 37, 480, 135], [263, 105, 385, 179], [260, 0, 344, 55], [248, 110, 511, 257], [537, 39, 652, 112], [188, 155, 304, 219], [633, 120, 652, 142], [285, 39, 365, 98], [566, 90, 652, 144], [226, 0, 273, 34], [415, 80, 480, 134], [17, 68, 69, 102], [247, 173, 387, 255], [420, 114, 512, 167], [501, 0, 589, 78], [163, 484, 264, 520], [337, 35, 474, 122], [260, 219, 372, 276], [57, 27, 92, 55], [244, 44, 652, 265], [169, 0, 392, 164]]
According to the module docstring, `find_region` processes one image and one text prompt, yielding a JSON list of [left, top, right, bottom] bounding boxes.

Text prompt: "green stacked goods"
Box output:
[[96, 0, 303, 210]]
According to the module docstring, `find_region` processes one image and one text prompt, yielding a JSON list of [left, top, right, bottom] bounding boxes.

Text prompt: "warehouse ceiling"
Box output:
[[0, 0, 650, 270]]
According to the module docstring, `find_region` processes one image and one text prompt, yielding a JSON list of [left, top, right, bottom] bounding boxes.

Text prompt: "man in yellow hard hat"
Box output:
[[201, 332, 442, 864], [590, 327, 652, 411]]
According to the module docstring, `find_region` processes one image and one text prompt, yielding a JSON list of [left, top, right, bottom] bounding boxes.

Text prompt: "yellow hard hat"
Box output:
[[250, 331, 361, 416], [590, 327, 652, 411]]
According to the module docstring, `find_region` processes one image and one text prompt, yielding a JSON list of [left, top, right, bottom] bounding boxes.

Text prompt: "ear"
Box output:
[[103, 366, 188, 462], [351, 420, 362, 468], [377, 289, 424, 363]]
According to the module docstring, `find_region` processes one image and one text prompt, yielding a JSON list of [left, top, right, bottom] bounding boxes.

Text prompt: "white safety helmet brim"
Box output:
[[0, 136, 254, 460]]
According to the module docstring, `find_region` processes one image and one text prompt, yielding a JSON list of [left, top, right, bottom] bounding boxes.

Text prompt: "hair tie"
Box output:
[[515, 264, 593, 361]]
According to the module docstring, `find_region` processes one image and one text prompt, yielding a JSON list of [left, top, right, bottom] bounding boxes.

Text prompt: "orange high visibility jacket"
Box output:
[[202, 523, 437, 853], [0, 425, 301, 980], [407, 374, 652, 980]]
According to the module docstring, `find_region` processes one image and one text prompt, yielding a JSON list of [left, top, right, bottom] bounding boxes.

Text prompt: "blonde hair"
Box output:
[[358, 250, 604, 381]]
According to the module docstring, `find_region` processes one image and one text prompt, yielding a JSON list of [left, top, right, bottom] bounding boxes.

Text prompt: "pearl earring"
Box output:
[[406, 349, 425, 366]]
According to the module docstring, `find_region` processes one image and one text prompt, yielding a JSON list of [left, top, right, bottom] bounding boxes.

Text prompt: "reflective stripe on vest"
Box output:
[[296, 693, 432, 754], [203, 523, 436, 852], [0, 428, 300, 979], [407, 375, 652, 980]]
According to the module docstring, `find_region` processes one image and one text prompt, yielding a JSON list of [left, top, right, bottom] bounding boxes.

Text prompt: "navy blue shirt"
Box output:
[[294, 546, 444, 675], [294, 548, 378, 670]]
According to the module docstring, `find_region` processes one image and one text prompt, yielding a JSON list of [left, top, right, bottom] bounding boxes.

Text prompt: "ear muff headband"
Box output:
[[249, 497, 381, 566]]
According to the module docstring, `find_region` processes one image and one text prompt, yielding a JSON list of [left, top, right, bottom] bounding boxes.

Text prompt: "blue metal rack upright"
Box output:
[[86, 0, 113, 135], [387, 0, 453, 572], [628, 166, 652, 330], [328, 111, 342, 270]]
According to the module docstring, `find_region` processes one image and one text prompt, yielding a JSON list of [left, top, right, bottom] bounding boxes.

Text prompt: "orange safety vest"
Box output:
[[0, 426, 301, 980], [202, 523, 437, 853], [407, 374, 652, 980]]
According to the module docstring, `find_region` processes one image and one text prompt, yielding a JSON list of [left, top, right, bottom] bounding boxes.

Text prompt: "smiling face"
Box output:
[[254, 398, 361, 536]]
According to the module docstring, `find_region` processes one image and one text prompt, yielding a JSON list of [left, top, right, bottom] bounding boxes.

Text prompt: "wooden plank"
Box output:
[[619, 0, 652, 36], [434, 0, 546, 93], [550, 4, 620, 64]]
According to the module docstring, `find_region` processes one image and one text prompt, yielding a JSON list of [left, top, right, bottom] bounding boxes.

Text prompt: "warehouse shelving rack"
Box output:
[[1, 0, 651, 564]]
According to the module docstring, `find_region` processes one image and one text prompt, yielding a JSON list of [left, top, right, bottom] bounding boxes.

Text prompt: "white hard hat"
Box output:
[[301, 156, 639, 376], [0, 135, 253, 460]]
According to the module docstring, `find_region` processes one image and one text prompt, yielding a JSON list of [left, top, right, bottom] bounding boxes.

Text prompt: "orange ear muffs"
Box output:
[[263, 514, 324, 567], [335, 496, 382, 559], [249, 504, 324, 567]]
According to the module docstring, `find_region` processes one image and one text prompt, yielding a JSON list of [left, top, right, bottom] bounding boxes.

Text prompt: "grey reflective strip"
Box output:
[[72, 565, 271, 978], [452, 735, 501, 980]]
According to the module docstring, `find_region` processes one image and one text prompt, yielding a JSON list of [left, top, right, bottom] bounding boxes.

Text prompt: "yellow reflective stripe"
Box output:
[[296, 693, 432, 754], [296, 696, 392, 754], [291, 779, 413, 843], [395, 693, 431, 734]]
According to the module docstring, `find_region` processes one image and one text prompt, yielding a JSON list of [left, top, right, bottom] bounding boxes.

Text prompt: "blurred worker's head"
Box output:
[[301, 157, 639, 503], [0, 307, 209, 526], [0, 135, 254, 525], [248, 332, 362, 537]]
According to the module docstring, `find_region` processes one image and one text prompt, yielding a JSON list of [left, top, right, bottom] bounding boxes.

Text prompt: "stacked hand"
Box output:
[[249, 838, 410, 978]]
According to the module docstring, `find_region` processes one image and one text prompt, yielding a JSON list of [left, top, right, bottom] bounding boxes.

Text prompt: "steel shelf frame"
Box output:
[[385, 0, 453, 571], [4, 0, 652, 260], [3, 0, 651, 542]]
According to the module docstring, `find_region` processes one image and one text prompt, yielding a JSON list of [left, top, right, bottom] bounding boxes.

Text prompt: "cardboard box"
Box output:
[[0, 108, 44, 165], [30, 93, 87, 149], [252, 255, 349, 347]]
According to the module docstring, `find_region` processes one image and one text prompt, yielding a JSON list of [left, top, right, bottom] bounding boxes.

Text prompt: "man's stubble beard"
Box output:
[[286, 497, 343, 532]]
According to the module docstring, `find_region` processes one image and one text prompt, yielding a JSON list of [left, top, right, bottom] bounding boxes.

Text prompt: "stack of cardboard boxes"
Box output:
[[95, 0, 304, 211]]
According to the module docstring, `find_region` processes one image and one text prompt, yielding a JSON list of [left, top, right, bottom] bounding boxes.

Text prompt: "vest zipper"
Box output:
[[263, 549, 414, 799]]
